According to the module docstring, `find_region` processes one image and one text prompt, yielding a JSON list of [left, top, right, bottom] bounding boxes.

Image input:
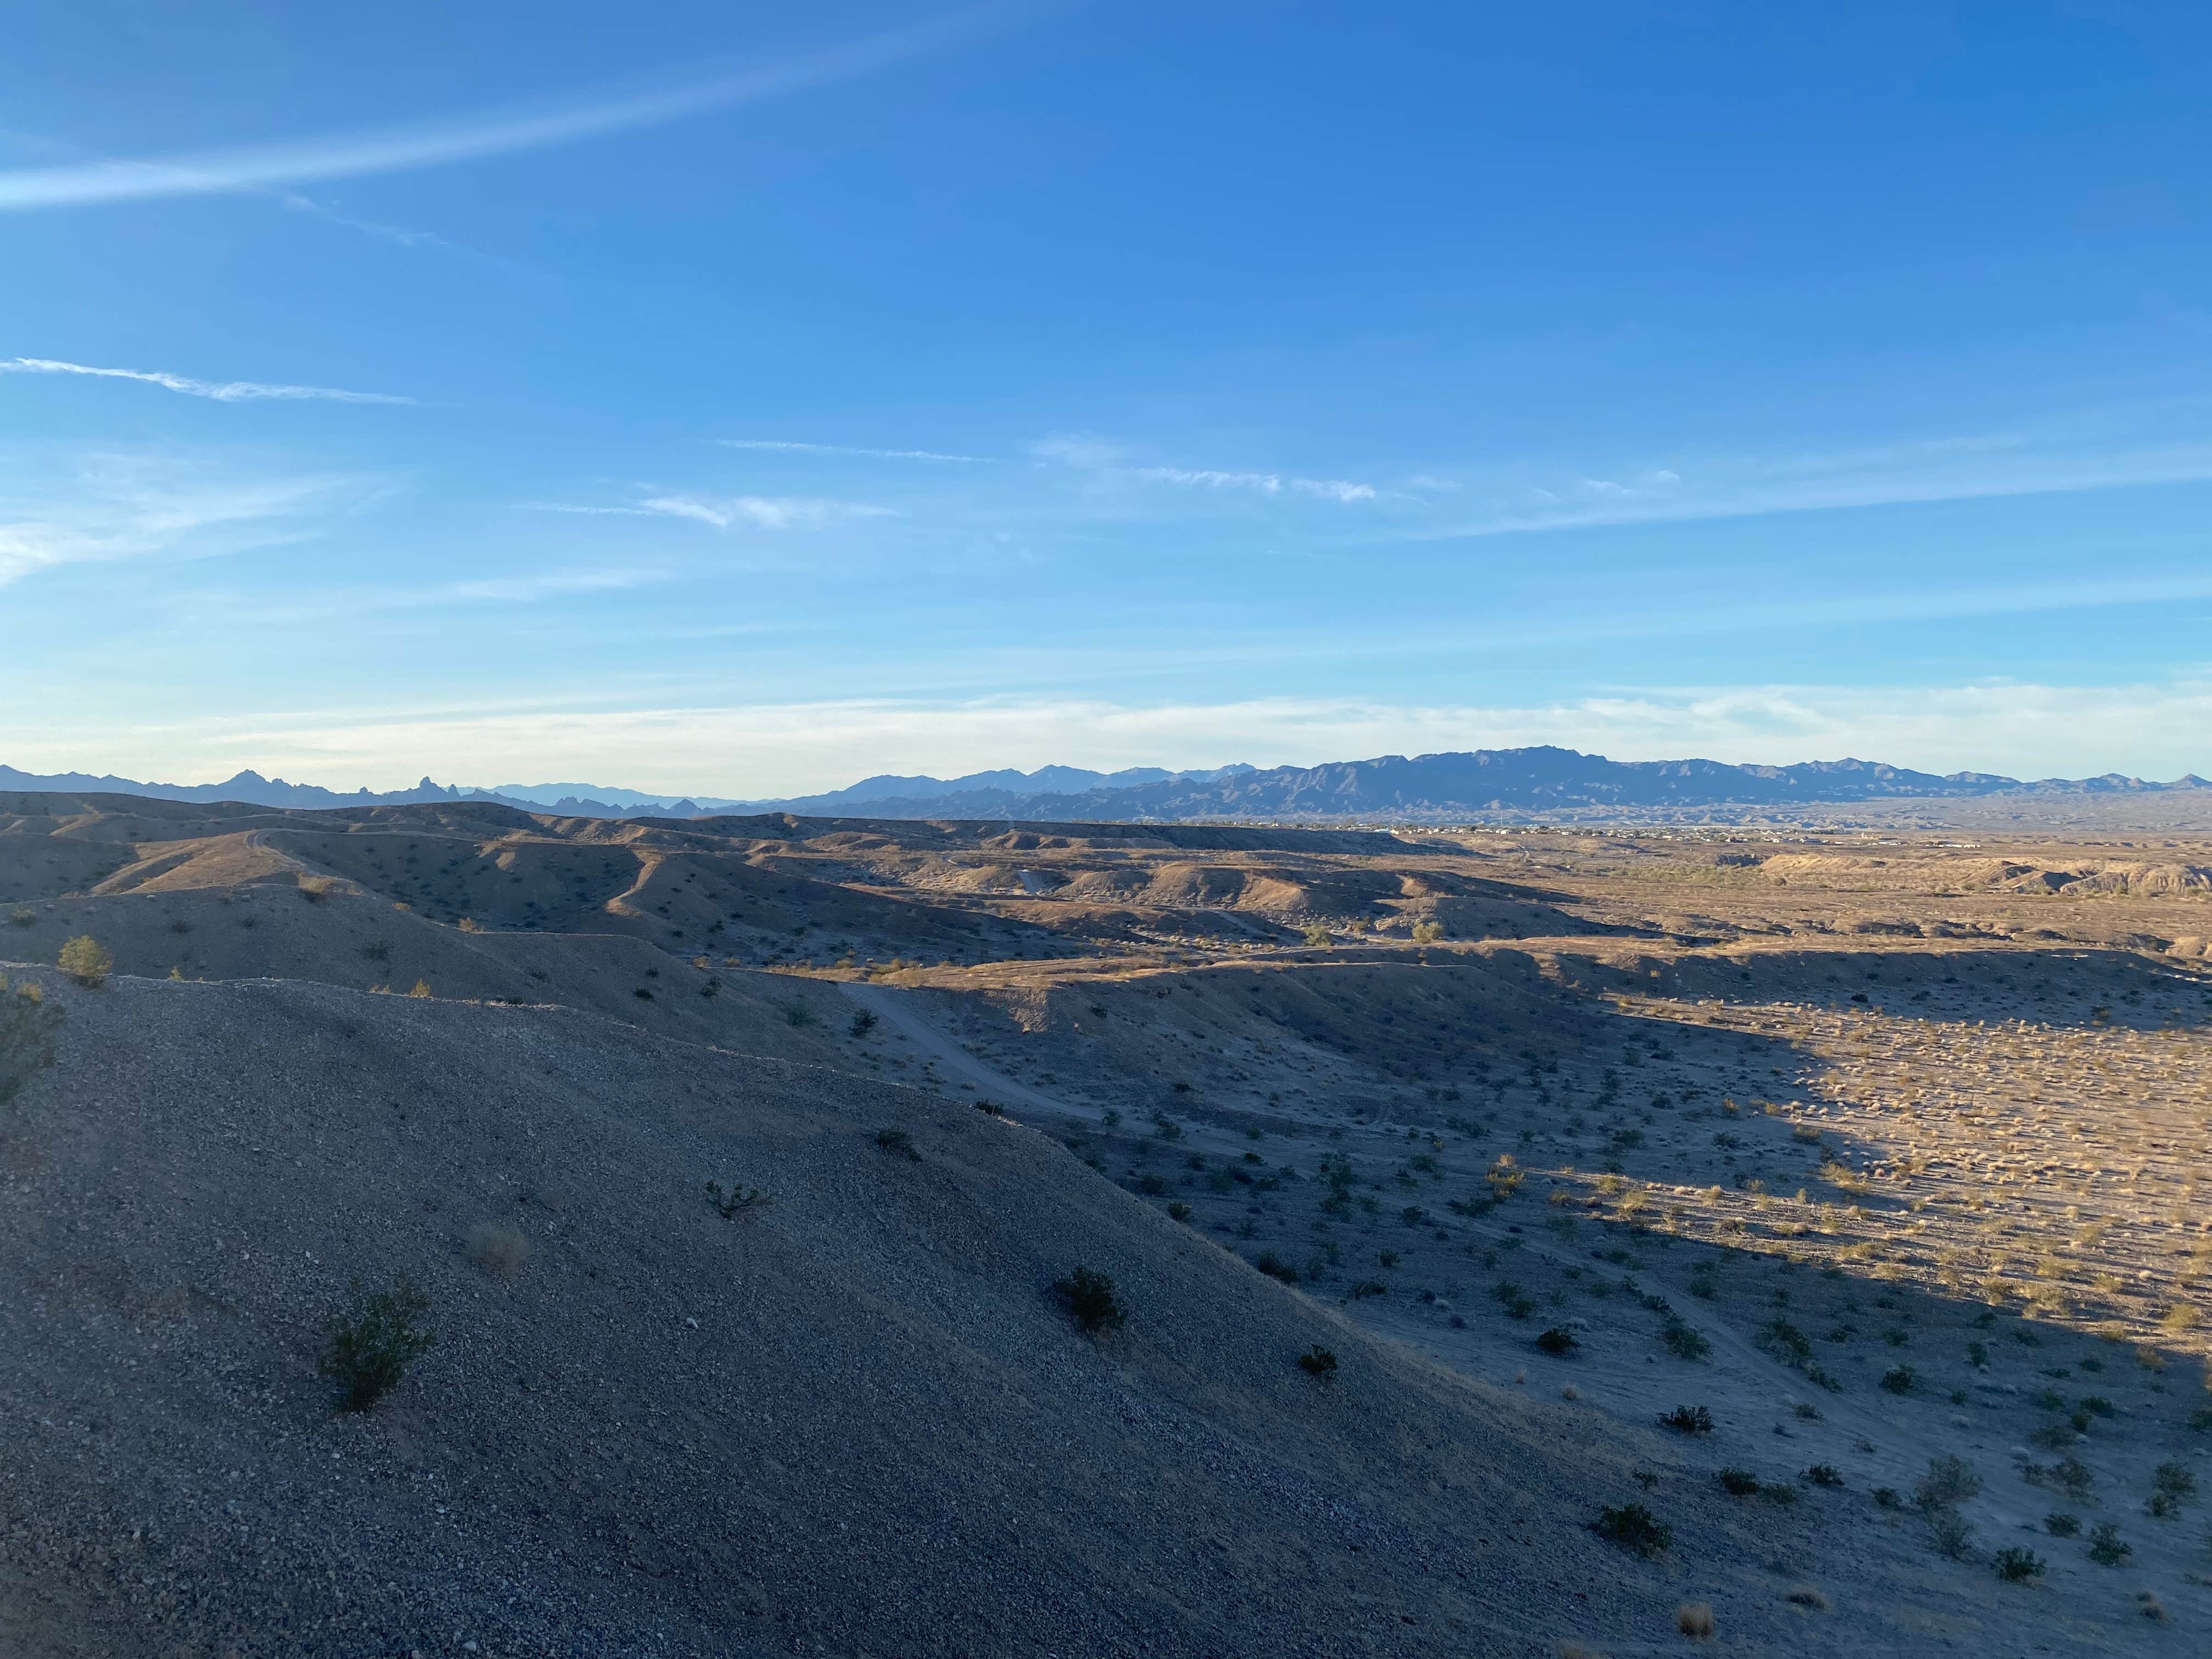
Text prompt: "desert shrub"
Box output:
[[1718, 1468, 1761, 1496], [1137, 1172, 1167, 1195], [409, 979, 432, 997], [1804, 1463, 1843, 1488], [974, 1098, 1005, 1116], [1590, 1502, 1671, 1558], [875, 1127, 919, 1160], [848, 1009, 877, 1037], [2044, 1511, 2079, 1536], [1675, 1601, 1714, 1639], [1660, 1403, 1713, 1435], [1785, 1585, 1829, 1610], [1537, 1327, 1579, 1356], [1411, 921, 1444, 944], [1052, 1266, 1125, 1334], [1297, 1345, 1339, 1380], [320, 1277, 435, 1412], [1254, 1252, 1300, 1284], [1301, 924, 1331, 948], [1662, 1319, 1710, 1361], [0, 977, 61, 1106], [1915, 1455, 1981, 1511], [1757, 1317, 1811, 1362], [464, 1223, 529, 1280], [2085, 1521, 2131, 1566], [1993, 1547, 2045, 1583], [1167, 1201, 1193, 1222], [7, 908, 32, 927], [1872, 1486, 1903, 1509], [57, 935, 111, 988], [1493, 1280, 1536, 1319], [705, 1180, 770, 1218], [1351, 1278, 1388, 1299], [783, 1002, 814, 1028], [1880, 1364, 1916, 1395], [2050, 1456, 2094, 1502], [2153, 1460, 2197, 1505], [1926, 1506, 1975, 1559]]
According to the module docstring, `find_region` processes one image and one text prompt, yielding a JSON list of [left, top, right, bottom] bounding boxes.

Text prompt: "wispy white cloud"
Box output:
[[1290, 477, 1378, 503], [0, 9, 1028, 212], [715, 438, 991, 462], [1132, 466, 1284, 492], [0, 356, 411, 404], [1054, 443, 1379, 504], [0, 452, 370, 588], [520, 493, 893, 530]]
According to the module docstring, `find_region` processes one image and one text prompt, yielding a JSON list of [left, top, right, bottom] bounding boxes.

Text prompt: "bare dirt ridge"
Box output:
[[4, 790, 2210, 1655]]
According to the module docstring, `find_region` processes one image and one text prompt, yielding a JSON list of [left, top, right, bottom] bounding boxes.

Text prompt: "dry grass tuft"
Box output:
[[465, 1221, 531, 1280], [1675, 1600, 1715, 1639]]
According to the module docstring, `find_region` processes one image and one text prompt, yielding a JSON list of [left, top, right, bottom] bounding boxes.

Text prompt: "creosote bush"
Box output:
[[875, 1127, 919, 1160], [1590, 1502, 1671, 1558], [2085, 1522, 2131, 1566], [1993, 1547, 2046, 1583], [1052, 1266, 1125, 1334], [1297, 1346, 1339, 1380], [1718, 1468, 1761, 1497], [57, 935, 112, 988], [320, 1277, 435, 1412], [1660, 1403, 1714, 1435], [1536, 1327, 1579, 1356]]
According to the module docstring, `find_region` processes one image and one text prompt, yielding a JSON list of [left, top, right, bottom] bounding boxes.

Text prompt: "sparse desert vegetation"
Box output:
[[4, 792, 2209, 1654]]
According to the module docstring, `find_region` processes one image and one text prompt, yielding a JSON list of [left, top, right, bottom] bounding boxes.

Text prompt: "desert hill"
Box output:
[[1, 969, 1893, 1658], [5, 788, 2211, 1652]]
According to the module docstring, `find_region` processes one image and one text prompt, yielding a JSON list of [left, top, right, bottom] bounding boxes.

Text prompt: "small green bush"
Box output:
[[1254, 1252, 1300, 1284], [1052, 1266, 1125, 1334], [2085, 1521, 2131, 1566], [1536, 1327, 1579, 1356], [1591, 1502, 1671, 1558], [1662, 1319, 1711, 1361], [1660, 1403, 1713, 1435], [57, 935, 112, 988], [1166, 1201, 1193, 1222], [2044, 1512, 2079, 1537], [1718, 1468, 1761, 1496], [1993, 1547, 2045, 1583], [320, 1277, 435, 1412], [1297, 1346, 1339, 1380], [1804, 1463, 1844, 1488], [1914, 1455, 1981, 1512], [875, 1127, 919, 1161], [1881, 1364, 1916, 1395], [848, 1009, 877, 1037]]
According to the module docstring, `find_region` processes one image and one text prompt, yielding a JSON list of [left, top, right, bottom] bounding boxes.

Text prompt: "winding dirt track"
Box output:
[[836, 980, 1081, 1118]]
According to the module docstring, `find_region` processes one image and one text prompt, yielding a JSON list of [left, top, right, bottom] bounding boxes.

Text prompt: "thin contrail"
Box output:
[[0, 356, 412, 403], [0, 7, 1030, 212]]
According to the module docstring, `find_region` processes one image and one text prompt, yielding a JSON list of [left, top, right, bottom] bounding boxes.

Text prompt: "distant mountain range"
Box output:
[[4, 749, 2205, 825]]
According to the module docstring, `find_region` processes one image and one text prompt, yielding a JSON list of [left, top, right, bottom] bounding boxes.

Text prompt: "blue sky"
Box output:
[[5, 1, 2211, 794]]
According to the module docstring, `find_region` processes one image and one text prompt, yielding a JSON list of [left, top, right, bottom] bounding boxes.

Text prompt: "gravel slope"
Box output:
[[2, 970, 2163, 1657]]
